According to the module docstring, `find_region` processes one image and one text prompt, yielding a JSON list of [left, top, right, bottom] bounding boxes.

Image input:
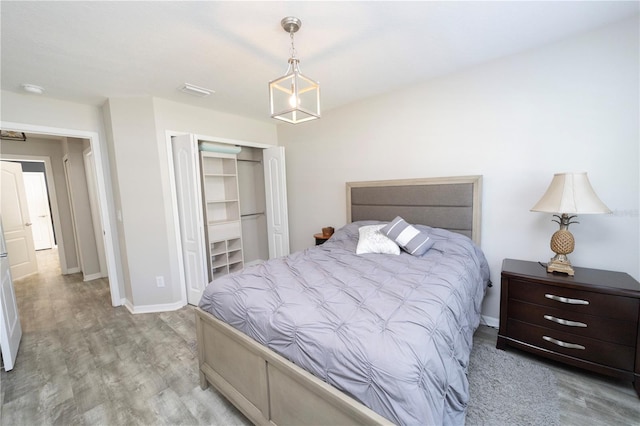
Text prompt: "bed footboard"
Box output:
[[195, 307, 392, 426]]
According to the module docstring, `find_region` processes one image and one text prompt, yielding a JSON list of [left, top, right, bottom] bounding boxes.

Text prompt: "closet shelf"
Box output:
[[203, 173, 237, 177], [208, 219, 240, 226], [205, 199, 239, 204]]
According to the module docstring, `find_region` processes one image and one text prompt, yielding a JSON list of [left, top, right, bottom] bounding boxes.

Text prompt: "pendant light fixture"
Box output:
[[269, 17, 320, 124]]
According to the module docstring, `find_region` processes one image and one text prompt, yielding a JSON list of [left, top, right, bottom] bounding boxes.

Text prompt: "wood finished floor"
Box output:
[[2, 248, 639, 425], [1, 248, 251, 426]]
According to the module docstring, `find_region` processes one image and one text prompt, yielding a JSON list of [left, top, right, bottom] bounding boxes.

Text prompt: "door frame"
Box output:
[[165, 131, 277, 305], [83, 147, 108, 277], [0, 121, 121, 306]]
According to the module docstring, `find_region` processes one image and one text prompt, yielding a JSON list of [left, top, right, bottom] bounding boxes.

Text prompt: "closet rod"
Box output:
[[237, 159, 262, 164], [241, 212, 265, 218]]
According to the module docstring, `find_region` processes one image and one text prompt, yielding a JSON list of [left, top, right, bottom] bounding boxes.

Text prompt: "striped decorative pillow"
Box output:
[[381, 216, 434, 256]]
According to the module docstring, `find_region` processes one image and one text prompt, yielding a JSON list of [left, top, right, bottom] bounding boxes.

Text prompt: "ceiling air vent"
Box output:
[[179, 83, 214, 97]]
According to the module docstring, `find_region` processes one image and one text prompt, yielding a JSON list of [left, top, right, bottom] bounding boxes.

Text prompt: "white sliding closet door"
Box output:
[[171, 134, 207, 305], [263, 146, 290, 258]]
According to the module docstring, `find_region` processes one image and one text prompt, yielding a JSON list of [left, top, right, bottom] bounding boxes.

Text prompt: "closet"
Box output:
[[200, 151, 244, 279], [171, 134, 289, 305], [237, 146, 269, 265]]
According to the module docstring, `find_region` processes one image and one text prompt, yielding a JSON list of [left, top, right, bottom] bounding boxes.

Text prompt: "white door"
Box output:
[[0, 162, 38, 279], [0, 215, 23, 371], [263, 146, 290, 258], [172, 134, 208, 305], [23, 171, 55, 250], [84, 148, 108, 277], [63, 157, 84, 275]]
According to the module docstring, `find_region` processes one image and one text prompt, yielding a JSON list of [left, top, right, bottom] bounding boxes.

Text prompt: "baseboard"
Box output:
[[83, 272, 103, 281], [123, 299, 134, 313], [65, 267, 81, 274], [123, 299, 186, 315], [481, 315, 499, 329]]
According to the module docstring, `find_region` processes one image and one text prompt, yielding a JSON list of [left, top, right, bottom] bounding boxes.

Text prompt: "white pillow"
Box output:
[[356, 224, 400, 255]]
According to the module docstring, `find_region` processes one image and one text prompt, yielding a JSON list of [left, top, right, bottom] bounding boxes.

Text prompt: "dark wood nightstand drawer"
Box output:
[[509, 278, 638, 322], [509, 299, 637, 346], [508, 319, 636, 371], [499, 259, 640, 397]]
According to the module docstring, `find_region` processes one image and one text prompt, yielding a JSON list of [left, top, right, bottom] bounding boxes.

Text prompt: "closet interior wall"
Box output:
[[237, 147, 269, 265]]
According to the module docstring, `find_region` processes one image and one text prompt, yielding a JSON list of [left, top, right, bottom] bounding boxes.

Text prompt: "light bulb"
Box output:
[[288, 81, 300, 108], [288, 94, 300, 108]]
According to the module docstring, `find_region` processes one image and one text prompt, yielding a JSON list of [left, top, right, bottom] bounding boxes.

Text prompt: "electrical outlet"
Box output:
[[156, 276, 165, 288]]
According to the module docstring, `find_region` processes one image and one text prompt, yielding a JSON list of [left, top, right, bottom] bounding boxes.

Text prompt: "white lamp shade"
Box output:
[[531, 172, 611, 214]]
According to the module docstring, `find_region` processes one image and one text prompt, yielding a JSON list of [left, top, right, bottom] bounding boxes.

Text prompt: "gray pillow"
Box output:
[[381, 216, 434, 256]]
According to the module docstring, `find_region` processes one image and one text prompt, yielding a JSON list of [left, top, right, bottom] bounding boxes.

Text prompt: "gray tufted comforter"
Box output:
[[199, 221, 490, 425]]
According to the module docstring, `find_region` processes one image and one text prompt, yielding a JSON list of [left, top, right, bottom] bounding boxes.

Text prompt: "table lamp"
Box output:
[[530, 172, 611, 275]]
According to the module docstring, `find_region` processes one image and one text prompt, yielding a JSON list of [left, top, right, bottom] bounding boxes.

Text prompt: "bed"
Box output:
[[196, 176, 489, 425]]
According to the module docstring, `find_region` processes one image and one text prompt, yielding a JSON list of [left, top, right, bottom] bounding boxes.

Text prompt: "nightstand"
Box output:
[[313, 233, 330, 245], [497, 258, 640, 397]]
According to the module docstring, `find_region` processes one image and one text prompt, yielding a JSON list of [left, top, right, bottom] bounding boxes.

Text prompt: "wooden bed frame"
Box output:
[[196, 175, 482, 425]]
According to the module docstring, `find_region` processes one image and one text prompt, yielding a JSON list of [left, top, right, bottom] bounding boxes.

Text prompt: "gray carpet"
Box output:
[[466, 339, 560, 426]]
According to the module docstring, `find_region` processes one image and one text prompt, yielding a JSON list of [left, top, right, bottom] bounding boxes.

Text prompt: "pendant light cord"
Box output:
[[289, 31, 297, 60]]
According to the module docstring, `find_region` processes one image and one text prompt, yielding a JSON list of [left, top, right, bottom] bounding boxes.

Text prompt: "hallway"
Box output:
[[0, 248, 249, 425]]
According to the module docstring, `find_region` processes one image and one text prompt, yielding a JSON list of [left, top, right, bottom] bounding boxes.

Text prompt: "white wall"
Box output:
[[152, 98, 278, 144], [278, 17, 639, 323], [104, 97, 174, 308], [1, 91, 106, 132]]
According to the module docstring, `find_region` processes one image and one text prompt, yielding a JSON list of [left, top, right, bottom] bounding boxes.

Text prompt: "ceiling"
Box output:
[[2, 1, 638, 124]]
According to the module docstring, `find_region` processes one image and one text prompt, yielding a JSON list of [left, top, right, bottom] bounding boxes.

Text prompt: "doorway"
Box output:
[[0, 159, 57, 280], [22, 166, 56, 251], [5, 161, 57, 253], [1, 143, 104, 281], [0, 121, 121, 306]]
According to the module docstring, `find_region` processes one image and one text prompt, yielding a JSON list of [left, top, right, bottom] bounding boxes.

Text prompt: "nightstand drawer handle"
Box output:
[[543, 315, 587, 328], [545, 293, 589, 305], [543, 335, 585, 350]]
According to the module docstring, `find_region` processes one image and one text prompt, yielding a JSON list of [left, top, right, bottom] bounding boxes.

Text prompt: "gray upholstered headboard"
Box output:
[[346, 176, 482, 245]]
